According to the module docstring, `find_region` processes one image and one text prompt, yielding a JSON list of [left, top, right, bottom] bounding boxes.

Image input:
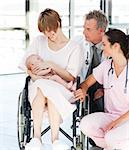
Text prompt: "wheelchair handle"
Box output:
[[76, 76, 81, 118], [76, 76, 80, 89]]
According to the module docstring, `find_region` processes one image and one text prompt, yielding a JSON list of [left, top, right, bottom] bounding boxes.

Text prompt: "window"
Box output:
[[74, 0, 100, 36], [0, 0, 26, 74], [107, 0, 129, 34]]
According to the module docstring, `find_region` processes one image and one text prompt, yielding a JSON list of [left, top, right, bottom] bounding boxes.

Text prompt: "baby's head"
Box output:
[[26, 54, 43, 70]]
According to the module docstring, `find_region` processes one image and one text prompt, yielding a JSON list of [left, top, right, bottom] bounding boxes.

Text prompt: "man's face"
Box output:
[[83, 18, 103, 44]]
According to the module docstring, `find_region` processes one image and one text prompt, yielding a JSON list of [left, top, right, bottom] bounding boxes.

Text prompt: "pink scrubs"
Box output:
[[80, 60, 129, 150]]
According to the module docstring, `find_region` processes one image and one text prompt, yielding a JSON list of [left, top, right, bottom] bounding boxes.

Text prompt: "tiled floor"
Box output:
[[0, 73, 79, 150], [0, 74, 26, 150]]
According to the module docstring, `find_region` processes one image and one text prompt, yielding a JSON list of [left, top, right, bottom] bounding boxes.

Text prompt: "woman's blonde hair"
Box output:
[[38, 8, 62, 33]]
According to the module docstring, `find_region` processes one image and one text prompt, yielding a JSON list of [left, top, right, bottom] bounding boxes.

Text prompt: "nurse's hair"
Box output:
[[105, 29, 129, 59], [38, 8, 62, 33]]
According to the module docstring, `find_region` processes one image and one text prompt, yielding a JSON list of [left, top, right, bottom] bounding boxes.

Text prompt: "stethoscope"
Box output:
[[107, 59, 128, 94], [85, 48, 103, 65], [85, 51, 89, 65]]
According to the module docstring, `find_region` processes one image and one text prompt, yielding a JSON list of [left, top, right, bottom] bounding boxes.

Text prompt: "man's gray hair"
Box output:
[[85, 10, 108, 31]]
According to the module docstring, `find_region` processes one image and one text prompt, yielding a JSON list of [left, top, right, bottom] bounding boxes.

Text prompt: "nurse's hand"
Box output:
[[74, 88, 87, 102], [94, 88, 104, 101], [104, 120, 118, 132]]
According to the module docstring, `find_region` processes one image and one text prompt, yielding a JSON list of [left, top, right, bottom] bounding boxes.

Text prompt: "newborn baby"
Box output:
[[26, 54, 75, 90]]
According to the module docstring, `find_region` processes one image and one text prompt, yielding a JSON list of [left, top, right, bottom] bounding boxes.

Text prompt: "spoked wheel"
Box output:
[[71, 146, 76, 150], [71, 133, 85, 150], [71, 144, 83, 150], [76, 134, 85, 150], [17, 91, 33, 150]]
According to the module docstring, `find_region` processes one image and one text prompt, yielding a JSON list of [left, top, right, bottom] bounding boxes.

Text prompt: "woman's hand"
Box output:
[[104, 120, 118, 132], [74, 88, 87, 102], [27, 70, 41, 81], [31, 61, 53, 75], [104, 110, 129, 133], [36, 68, 52, 76]]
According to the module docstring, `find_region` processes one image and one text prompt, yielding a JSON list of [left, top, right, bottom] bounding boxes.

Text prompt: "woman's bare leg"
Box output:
[[32, 88, 46, 140], [47, 99, 61, 143]]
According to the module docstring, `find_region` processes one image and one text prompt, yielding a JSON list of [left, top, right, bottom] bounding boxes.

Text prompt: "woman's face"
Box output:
[[102, 35, 112, 57], [44, 30, 57, 42]]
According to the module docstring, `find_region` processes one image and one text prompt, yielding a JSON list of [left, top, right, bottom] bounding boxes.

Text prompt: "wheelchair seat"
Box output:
[[17, 76, 86, 150]]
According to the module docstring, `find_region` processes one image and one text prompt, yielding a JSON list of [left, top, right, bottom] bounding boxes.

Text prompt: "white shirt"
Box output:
[[18, 35, 83, 121], [19, 35, 83, 78], [73, 35, 106, 82]]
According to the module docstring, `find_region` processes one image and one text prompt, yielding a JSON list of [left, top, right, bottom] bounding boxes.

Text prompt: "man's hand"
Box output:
[[94, 88, 104, 101], [74, 88, 87, 102]]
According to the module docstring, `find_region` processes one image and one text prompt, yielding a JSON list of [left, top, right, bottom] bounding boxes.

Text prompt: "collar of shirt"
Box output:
[[89, 42, 103, 62], [89, 42, 103, 54]]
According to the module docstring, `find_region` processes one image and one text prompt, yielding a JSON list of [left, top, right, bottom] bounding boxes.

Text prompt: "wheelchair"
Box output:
[[17, 76, 86, 150]]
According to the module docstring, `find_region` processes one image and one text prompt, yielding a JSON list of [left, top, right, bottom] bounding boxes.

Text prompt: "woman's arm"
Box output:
[[31, 61, 74, 81], [74, 74, 96, 101], [80, 74, 96, 90], [35, 68, 52, 76], [50, 62, 74, 81], [105, 110, 129, 132]]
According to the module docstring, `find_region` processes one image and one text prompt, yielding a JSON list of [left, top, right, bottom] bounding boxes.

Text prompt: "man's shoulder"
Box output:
[[72, 35, 87, 44], [72, 35, 90, 51]]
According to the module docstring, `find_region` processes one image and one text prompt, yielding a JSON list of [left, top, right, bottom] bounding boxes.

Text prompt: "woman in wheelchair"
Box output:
[[75, 29, 129, 150], [19, 8, 82, 150]]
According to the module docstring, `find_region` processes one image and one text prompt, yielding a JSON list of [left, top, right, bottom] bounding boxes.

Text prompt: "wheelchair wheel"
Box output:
[[17, 91, 33, 150], [76, 132, 85, 150], [71, 132, 85, 150]]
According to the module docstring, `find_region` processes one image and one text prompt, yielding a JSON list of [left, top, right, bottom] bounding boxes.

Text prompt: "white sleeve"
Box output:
[[66, 44, 83, 78], [72, 36, 91, 81], [18, 36, 41, 72]]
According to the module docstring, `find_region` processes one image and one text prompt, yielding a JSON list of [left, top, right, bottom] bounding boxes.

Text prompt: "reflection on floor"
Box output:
[[0, 74, 25, 150], [0, 73, 75, 150]]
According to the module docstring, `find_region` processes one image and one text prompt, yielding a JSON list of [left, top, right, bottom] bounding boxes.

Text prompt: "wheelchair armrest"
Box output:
[[25, 76, 31, 88], [76, 76, 80, 89], [75, 76, 81, 117]]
